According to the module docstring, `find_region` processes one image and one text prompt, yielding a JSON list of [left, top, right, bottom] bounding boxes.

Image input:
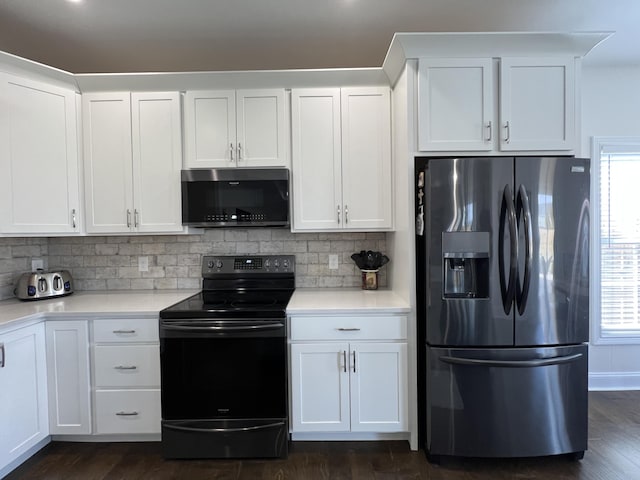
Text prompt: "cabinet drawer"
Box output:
[[94, 345, 160, 387], [94, 389, 160, 434], [93, 318, 158, 343], [290, 315, 407, 341]]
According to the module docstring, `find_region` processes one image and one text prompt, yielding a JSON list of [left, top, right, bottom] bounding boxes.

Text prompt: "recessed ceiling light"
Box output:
[[66, 0, 83, 3]]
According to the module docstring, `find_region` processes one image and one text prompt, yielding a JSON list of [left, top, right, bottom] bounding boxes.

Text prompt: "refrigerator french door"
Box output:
[[420, 156, 590, 461]]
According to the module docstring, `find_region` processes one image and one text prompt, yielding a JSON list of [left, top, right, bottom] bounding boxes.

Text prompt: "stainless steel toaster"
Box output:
[[14, 270, 74, 300]]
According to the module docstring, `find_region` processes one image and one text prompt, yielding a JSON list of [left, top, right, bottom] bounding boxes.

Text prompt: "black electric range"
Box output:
[[159, 254, 295, 459]]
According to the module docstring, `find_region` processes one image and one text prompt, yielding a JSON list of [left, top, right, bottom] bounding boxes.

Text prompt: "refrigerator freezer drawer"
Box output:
[[426, 344, 588, 458]]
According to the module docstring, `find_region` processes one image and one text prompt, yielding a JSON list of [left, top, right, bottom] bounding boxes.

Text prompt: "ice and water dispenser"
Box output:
[[442, 232, 490, 298]]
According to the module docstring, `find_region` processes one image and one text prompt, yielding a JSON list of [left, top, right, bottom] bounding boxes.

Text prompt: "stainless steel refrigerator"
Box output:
[[416, 156, 590, 462]]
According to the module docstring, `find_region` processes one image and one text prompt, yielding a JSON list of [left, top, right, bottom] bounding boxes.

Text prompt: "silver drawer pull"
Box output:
[[113, 329, 136, 334], [114, 365, 138, 370], [337, 328, 361, 331], [116, 411, 139, 416]]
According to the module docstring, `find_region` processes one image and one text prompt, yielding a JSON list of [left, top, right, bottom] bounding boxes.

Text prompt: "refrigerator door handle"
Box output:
[[498, 184, 518, 314], [516, 184, 534, 315], [439, 353, 583, 368]]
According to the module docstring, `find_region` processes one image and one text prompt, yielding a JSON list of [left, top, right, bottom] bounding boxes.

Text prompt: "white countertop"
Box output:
[[1, 287, 412, 331], [0, 290, 198, 330], [286, 288, 411, 315]]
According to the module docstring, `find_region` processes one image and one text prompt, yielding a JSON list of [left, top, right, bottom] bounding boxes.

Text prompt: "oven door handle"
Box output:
[[161, 322, 285, 332], [163, 421, 285, 433]]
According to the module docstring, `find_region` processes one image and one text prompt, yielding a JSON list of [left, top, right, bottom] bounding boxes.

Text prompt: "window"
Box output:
[[592, 137, 640, 343]]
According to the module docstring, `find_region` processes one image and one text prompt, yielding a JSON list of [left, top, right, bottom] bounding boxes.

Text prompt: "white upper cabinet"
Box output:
[[131, 92, 184, 233], [83, 91, 183, 234], [184, 89, 287, 168], [291, 88, 342, 230], [499, 57, 575, 151], [340, 88, 393, 230], [418, 58, 494, 152], [418, 56, 576, 153], [291, 87, 392, 232], [0, 73, 81, 234]]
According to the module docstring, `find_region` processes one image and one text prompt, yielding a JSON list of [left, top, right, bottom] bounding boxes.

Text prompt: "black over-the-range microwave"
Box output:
[[181, 168, 290, 227]]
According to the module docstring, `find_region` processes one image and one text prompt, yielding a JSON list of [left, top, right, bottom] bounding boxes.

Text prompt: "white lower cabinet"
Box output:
[[92, 318, 161, 435], [94, 390, 161, 434], [289, 315, 408, 434], [45, 321, 91, 434], [0, 323, 49, 471]]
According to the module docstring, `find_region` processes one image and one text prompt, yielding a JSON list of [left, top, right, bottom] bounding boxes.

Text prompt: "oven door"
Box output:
[[159, 319, 288, 458], [159, 319, 287, 421]]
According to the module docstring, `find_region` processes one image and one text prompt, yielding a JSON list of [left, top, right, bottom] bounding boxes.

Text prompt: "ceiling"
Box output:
[[0, 0, 637, 74]]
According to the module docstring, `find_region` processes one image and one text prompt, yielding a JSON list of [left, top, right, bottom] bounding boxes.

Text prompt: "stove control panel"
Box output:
[[203, 255, 295, 274]]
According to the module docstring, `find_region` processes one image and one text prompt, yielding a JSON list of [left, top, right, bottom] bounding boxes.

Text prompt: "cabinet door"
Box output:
[[83, 92, 134, 233], [131, 92, 183, 233], [349, 342, 407, 432], [499, 57, 575, 151], [291, 89, 342, 231], [236, 89, 287, 167], [0, 74, 80, 234], [418, 58, 494, 152], [45, 321, 91, 435], [290, 343, 350, 432], [341, 87, 393, 230], [183, 90, 236, 168], [0, 323, 48, 468]]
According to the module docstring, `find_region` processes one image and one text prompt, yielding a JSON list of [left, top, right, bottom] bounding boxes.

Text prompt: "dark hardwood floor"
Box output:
[[6, 391, 640, 480]]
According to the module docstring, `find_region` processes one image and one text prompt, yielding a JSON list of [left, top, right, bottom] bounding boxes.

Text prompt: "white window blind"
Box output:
[[599, 144, 640, 335]]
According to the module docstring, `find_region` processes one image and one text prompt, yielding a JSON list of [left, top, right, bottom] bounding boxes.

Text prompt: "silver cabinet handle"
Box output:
[[337, 328, 361, 332], [113, 329, 136, 334], [230, 143, 234, 161], [343, 350, 347, 373], [352, 350, 357, 373], [71, 208, 77, 228], [237, 142, 242, 160], [126, 209, 131, 228], [114, 365, 138, 370], [0, 343, 4, 368], [504, 121, 510, 143], [345, 205, 349, 224], [337, 205, 341, 223], [134, 209, 139, 227], [116, 411, 139, 416], [486, 121, 492, 141]]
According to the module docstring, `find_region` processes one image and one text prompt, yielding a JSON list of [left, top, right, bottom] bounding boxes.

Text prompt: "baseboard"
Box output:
[[589, 372, 640, 391], [51, 433, 161, 442], [291, 432, 410, 442], [0, 436, 50, 479]]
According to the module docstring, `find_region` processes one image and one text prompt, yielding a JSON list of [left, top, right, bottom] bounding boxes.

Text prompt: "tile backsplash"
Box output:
[[0, 238, 49, 300], [1, 230, 388, 300]]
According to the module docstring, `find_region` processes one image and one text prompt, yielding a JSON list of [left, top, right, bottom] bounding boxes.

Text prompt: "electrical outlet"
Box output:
[[138, 256, 149, 272], [329, 254, 339, 270], [31, 258, 44, 272]]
